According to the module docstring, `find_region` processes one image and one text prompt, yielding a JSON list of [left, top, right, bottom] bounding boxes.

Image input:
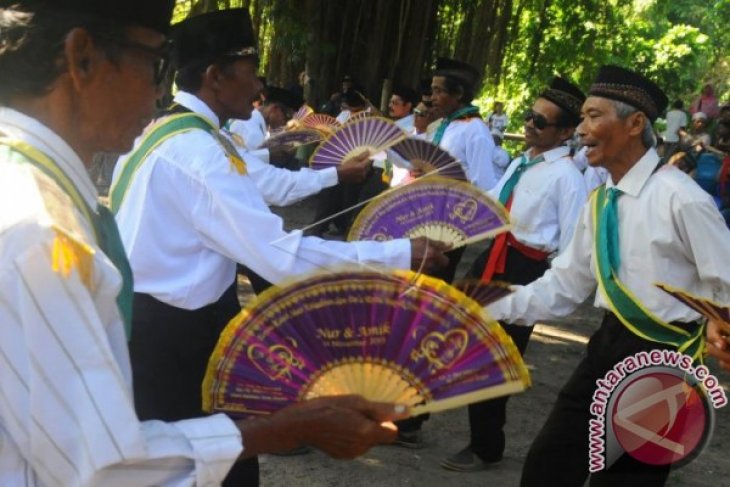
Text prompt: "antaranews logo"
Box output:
[[588, 349, 727, 472]]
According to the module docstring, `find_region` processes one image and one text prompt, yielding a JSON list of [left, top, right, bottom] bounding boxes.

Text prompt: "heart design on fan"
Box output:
[[418, 329, 469, 372], [451, 198, 477, 223], [248, 343, 304, 381]]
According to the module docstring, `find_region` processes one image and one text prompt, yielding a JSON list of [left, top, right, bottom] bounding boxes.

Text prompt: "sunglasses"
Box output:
[[102, 36, 174, 86], [524, 110, 557, 130], [414, 108, 428, 117]]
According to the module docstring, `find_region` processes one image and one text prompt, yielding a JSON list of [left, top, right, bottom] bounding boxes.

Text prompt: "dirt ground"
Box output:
[[241, 196, 730, 487]]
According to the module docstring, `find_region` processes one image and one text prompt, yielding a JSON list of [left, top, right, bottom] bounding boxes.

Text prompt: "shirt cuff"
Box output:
[[486, 299, 508, 322], [174, 414, 242, 485], [321, 167, 339, 188], [351, 238, 411, 269]]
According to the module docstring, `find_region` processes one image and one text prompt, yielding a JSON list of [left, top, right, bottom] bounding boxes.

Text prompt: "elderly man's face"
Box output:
[[577, 96, 634, 167], [214, 57, 263, 121], [431, 76, 461, 117], [388, 95, 411, 119], [80, 25, 168, 155]]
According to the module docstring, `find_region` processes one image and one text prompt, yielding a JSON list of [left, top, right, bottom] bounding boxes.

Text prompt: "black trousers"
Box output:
[[395, 245, 467, 434], [466, 244, 549, 461], [130, 285, 259, 486], [237, 264, 274, 296], [520, 313, 686, 486]]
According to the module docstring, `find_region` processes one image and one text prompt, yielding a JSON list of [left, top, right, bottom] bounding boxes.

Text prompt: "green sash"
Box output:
[[592, 186, 705, 361], [432, 105, 480, 145], [1, 139, 135, 340], [110, 113, 226, 213]]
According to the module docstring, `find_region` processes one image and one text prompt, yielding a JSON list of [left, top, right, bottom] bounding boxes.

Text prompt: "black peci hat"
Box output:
[[172, 8, 257, 69], [589, 65, 668, 122], [391, 84, 419, 107], [0, 0, 175, 34], [434, 58, 480, 91], [539, 77, 585, 125], [265, 86, 304, 112]]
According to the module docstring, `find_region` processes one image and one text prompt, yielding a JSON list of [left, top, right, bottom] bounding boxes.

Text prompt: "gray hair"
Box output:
[[609, 99, 657, 149]]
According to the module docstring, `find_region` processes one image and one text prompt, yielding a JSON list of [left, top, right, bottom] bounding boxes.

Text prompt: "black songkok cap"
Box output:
[[172, 8, 257, 69], [540, 77, 586, 125], [589, 65, 668, 122], [265, 86, 304, 112], [0, 0, 175, 34], [434, 57, 480, 91], [392, 84, 419, 107]]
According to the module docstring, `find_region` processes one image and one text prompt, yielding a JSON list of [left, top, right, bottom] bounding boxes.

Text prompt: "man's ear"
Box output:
[[455, 86, 464, 102], [64, 27, 101, 90], [626, 111, 646, 138], [559, 126, 576, 143], [203, 64, 224, 90]]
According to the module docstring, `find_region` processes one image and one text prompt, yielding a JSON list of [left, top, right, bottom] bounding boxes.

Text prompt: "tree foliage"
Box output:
[[174, 0, 728, 128]]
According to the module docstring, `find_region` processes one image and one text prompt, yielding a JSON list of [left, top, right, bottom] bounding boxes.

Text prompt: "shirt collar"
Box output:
[[0, 106, 98, 209], [174, 91, 221, 127], [526, 145, 570, 163], [606, 148, 660, 198]]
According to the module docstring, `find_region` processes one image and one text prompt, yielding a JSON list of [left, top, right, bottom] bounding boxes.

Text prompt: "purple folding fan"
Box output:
[[453, 280, 514, 307], [309, 117, 407, 170], [203, 270, 530, 417], [259, 129, 323, 149], [347, 176, 510, 248], [390, 138, 467, 180]]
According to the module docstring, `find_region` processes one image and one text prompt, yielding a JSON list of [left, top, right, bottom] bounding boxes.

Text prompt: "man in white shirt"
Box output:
[[442, 77, 588, 472], [111, 10, 448, 486], [487, 101, 509, 132], [387, 84, 418, 186], [0, 2, 406, 486], [429, 57, 497, 192], [389, 84, 418, 132], [662, 99, 688, 145], [488, 66, 730, 485]]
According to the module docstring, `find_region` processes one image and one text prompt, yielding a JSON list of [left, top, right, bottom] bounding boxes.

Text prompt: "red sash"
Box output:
[[480, 196, 550, 282]]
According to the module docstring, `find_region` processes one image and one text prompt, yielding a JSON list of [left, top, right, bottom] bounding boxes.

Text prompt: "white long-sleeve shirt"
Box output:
[[429, 117, 497, 191], [491, 146, 511, 182], [227, 108, 267, 150], [230, 141, 338, 206], [0, 107, 241, 486], [489, 148, 730, 326], [246, 155, 338, 206], [490, 146, 587, 254], [114, 92, 411, 310]]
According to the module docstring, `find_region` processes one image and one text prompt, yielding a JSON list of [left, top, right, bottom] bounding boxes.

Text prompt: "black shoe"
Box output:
[[394, 429, 425, 449], [440, 446, 501, 472]]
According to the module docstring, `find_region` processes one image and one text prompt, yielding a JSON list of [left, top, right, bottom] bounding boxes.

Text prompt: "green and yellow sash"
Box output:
[[1, 138, 134, 339], [592, 186, 705, 361], [110, 112, 246, 214]]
